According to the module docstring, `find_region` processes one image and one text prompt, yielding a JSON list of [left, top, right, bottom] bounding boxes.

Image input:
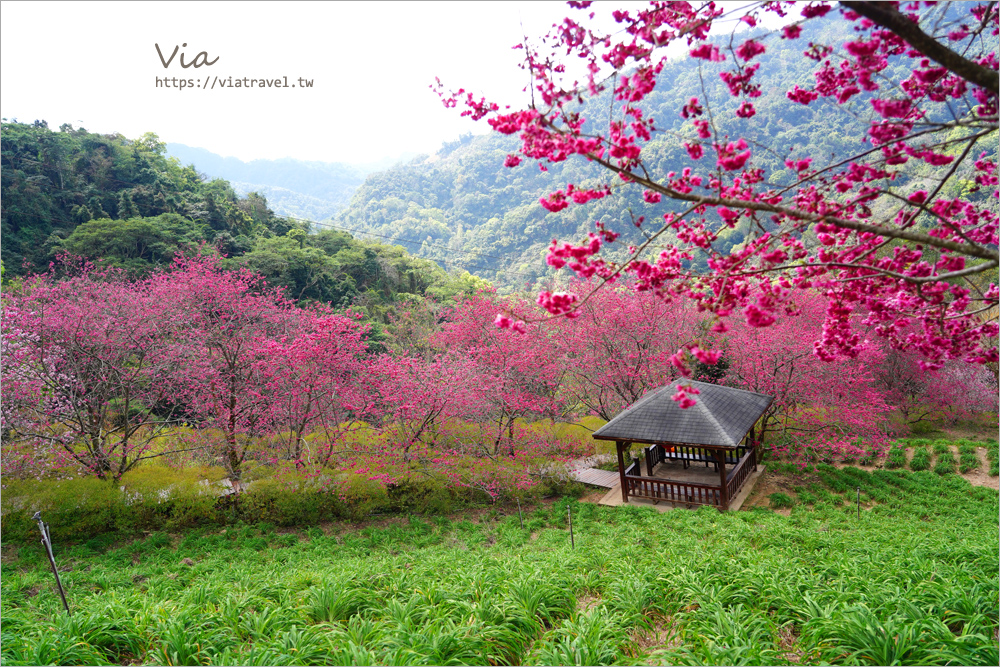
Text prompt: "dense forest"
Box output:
[[0, 122, 487, 323]]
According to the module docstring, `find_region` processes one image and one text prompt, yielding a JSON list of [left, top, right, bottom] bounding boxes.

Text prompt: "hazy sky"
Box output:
[[1, 1, 763, 165]]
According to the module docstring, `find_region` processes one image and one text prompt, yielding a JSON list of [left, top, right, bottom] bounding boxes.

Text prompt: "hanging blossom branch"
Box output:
[[435, 0, 998, 385]]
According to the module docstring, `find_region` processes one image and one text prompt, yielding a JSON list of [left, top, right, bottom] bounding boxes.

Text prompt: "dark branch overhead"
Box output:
[[592, 380, 773, 449]]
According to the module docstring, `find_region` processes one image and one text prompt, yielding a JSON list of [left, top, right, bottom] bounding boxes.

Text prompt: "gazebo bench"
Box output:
[[661, 448, 719, 470], [643, 443, 752, 476]]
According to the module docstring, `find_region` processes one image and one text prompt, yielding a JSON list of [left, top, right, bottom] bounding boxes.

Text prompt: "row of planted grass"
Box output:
[[2, 465, 998, 666], [783, 436, 997, 477], [900, 438, 998, 475]]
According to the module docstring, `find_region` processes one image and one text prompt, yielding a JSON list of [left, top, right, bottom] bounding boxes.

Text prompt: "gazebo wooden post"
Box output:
[[715, 449, 729, 510], [616, 441, 629, 503]]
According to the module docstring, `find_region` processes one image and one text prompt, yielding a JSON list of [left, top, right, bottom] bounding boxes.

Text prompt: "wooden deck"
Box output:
[[569, 467, 620, 488]]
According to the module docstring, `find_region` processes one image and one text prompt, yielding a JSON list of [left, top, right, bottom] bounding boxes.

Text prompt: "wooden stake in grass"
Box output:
[[517, 499, 524, 531], [32, 512, 70, 615], [568, 506, 575, 549], [856, 487, 861, 520]]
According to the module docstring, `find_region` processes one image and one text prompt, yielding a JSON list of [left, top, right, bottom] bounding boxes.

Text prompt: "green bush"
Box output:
[[986, 440, 999, 476], [930, 443, 957, 475], [958, 444, 980, 473], [768, 492, 795, 509], [1, 462, 553, 544], [385, 475, 459, 514], [909, 447, 931, 472], [884, 445, 907, 470], [908, 421, 940, 436], [931, 440, 952, 457], [933, 458, 956, 475]]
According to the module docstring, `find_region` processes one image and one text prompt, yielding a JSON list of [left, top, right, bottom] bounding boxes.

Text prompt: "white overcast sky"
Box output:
[[1, 1, 766, 165]]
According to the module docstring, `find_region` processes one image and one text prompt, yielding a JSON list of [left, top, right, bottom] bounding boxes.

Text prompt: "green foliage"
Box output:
[[1, 463, 555, 543], [768, 492, 796, 509], [1, 122, 488, 322], [885, 444, 908, 470], [985, 440, 999, 477], [2, 475, 997, 666], [909, 446, 932, 472], [958, 443, 980, 474], [909, 420, 941, 436], [58, 213, 209, 273], [0, 123, 283, 274], [932, 444, 958, 475]]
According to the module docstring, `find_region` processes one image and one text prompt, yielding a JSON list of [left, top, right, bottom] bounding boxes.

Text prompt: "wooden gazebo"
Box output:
[[592, 380, 773, 511]]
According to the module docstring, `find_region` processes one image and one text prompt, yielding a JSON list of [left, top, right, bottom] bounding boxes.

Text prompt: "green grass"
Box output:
[[885, 444, 908, 470], [933, 443, 957, 476], [958, 443, 980, 474], [2, 470, 997, 666], [986, 439, 999, 477], [909, 446, 932, 472], [768, 492, 795, 509]]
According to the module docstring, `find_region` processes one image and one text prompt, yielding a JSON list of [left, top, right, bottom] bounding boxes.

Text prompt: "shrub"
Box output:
[[931, 440, 952, 457], [986, 440, 999, 477], [909, 421, 940, 436], [884, 445, 907, 470], [958, 444, 980, 474], [909, 447, 931, 472], [768, 492, 795, 509], [933, 459, 956, 475]]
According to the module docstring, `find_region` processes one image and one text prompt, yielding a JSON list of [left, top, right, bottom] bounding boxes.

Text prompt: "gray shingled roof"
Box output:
[[592, 380, 773, 449]]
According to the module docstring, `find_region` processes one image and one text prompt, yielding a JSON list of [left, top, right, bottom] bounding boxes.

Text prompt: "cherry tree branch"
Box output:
[[841, 1, 999, 96]]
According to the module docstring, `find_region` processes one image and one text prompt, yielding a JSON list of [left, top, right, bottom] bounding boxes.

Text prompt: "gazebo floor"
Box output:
[[644, 459, 727, 486]]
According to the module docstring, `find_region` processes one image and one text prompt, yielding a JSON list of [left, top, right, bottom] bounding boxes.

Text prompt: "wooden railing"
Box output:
[[623, 475, 723, 507], [725, 447, 756, 501], [627, 444, 759, 509]]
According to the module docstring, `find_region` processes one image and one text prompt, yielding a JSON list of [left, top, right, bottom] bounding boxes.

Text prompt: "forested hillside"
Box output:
[[0, 122, 485, 320], [164, 144, 371, 221], [336, 16, 991, 288]]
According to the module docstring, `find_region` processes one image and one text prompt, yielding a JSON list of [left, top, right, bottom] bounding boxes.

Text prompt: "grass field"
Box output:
[[1, 465, 997, 666]]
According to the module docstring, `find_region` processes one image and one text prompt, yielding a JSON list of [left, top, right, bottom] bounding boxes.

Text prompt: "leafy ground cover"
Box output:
[[959, 443, 982, 474], [2, 466, 997, 666]]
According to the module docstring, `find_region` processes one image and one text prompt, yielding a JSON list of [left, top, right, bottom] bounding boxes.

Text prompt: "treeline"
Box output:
[[3, 257, 994, 491], [164, 142, 370, 221], [0, 121, 486, 318]]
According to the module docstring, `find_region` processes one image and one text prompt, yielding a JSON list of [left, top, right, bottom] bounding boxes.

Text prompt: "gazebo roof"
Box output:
[[591, 380, 773, 449]]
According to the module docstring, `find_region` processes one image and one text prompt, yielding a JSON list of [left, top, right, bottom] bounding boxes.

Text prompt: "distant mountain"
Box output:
[[164, 144, 419, 221]]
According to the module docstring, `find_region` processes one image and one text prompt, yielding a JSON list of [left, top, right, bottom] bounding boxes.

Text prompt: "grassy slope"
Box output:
[[1, 467, 997, 666]]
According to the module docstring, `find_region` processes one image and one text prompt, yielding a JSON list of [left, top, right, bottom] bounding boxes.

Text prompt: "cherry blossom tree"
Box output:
[[438, 0, 998, 388], [434, 292, 565, 455], [872, 347, 998, 425], [261, 309, 375, 465], [553, 281, 705, 418], [152, 255, 297, 482], [721, 291, 893, 443], [371, 353, 484, 461], [1, 264, 189, 481]]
